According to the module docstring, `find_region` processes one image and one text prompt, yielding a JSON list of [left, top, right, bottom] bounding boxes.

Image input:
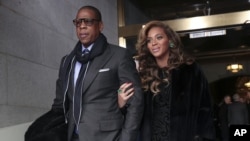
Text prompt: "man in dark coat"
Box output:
[[228, 94, 248, 125], [218, 95, 231, 141], [25, 5, 143, 141]]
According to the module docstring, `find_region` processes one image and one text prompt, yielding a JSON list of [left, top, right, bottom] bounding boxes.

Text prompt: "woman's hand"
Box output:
[[118, 83, 134, 108]]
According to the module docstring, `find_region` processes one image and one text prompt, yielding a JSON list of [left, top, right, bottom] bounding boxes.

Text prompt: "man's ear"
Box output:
[[99, 22, 104, 32]]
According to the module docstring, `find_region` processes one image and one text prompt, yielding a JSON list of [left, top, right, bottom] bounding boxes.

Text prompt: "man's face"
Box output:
[[74, 8, 103, 47], [224, 96, 231, 104], [247, 92, 250, 99]]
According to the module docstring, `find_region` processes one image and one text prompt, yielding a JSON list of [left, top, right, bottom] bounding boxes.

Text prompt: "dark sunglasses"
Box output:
[[73, 18, 100, 27]]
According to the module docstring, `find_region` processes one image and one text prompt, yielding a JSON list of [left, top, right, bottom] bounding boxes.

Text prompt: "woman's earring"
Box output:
[[169, 41, 175, 48]]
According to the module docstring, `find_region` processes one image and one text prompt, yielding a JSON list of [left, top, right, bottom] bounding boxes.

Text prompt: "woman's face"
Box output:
[[146, 27, 170, 59]]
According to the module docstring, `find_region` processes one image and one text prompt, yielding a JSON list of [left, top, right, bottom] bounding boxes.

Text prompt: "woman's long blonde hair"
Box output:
[[136, 21, 194, 95]]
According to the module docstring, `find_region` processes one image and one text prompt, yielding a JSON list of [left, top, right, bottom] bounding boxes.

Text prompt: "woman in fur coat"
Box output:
[[127, 20, 216, 141]]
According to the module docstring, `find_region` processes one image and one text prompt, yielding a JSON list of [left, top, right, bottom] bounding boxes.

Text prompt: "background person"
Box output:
[[218, 95, 232, 141], [228, 94, 249, 126]]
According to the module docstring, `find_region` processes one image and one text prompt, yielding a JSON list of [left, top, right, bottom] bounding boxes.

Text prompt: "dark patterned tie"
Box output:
[[73, 48, 90, 132]]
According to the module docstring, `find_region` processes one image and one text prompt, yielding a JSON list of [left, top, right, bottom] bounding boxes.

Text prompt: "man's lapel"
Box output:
[[82, 46, 113, 93]]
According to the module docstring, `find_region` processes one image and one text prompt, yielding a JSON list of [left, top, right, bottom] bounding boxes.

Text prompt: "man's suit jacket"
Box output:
[[228, 101, 249, 125], [52, 40, 144, 141]]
